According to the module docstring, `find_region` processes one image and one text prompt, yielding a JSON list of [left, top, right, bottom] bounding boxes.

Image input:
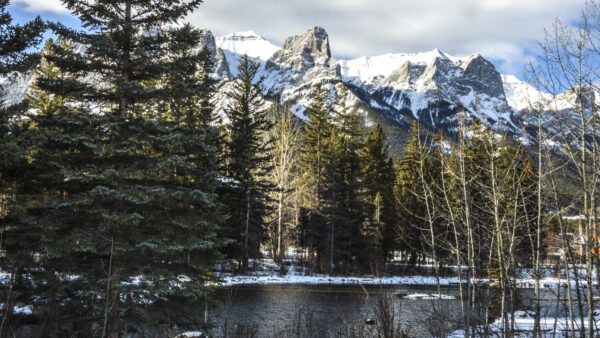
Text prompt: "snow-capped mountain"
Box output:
[[1, 25, 571, 149], [212, 27, 529, 139], [215, 31, 279, 61], [0, 72, 34, 107]]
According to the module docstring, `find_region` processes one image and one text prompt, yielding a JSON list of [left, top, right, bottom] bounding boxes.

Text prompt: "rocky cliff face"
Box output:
[[256, 27, 343, 117], [214, 28, 520, 138], [198, 29, 231, 80], [1, 25, 571, 147]]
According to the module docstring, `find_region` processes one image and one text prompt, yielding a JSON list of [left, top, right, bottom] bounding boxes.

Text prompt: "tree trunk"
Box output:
[[119, 0, 132, 118], [277, 189, 283, 261], [243, 191, 250, 273]]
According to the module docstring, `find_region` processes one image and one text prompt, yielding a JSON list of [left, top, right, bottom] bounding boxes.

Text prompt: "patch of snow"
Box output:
[[175, 331, 206, 338], [0, 304, 33, 315], [216, 31, 280, 61], [449, 311, 600, 337], [339, 49, 468, 84], [502, 74, 551, 112], [404, 293, 456, 300]]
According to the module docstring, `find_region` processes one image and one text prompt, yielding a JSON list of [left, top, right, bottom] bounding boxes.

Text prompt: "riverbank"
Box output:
[[216, 260, 598, 288], [218, 273, 599, 289]]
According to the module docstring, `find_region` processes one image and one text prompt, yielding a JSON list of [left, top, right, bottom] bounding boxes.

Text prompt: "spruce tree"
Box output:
[[0, 0, 45, 74], [44, 0, 205, 117], [360, 122, 397, 265], [0, 0, 45, 216], [222, 54, 273, 273], [0, 4, 44, 333], [298, 82, 333, 271], [6, 1, 224, 335], [394, 121, 428, 266], [325, 85, 363, 272]]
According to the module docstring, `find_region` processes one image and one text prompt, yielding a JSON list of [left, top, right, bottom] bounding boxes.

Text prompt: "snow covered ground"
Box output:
[[215, 259, 598, 289], [218, 273, 599, 290], [218, 273, 462, 286], [448, 311, 600, 337]]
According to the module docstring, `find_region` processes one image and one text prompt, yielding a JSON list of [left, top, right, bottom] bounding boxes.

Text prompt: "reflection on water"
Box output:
[[210, 284, 464, 337], [208, 284, 597, 337]]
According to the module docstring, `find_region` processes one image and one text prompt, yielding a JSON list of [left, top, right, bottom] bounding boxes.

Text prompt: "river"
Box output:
[[207, 284, 566, 337]]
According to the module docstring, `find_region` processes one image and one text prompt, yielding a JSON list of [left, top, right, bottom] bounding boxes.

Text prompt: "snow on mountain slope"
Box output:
[[339, 49, 468, 85], [1, 25, 575, 144], [502, 74, 551, 111], [501, 74, 581, 114], [0, 72, 34, 108], [216, 31, 280, 61]]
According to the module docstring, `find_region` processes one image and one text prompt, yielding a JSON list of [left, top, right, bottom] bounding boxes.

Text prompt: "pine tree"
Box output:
[[6, 1, 224, 335], [0, 0, 45, 222], [2, 38, 95, 336], [325, 85, 363, 273], [26, 38, 75, 114], [298, 82, 333, 271], [360, 122, 397, 266], [0, 8, 44, 333], [221, 54, 273, 273], [0, 0, 45, 74], [394, 120, 428, 266], [44, 0, 205, 117], [197, 46, 220, 128]]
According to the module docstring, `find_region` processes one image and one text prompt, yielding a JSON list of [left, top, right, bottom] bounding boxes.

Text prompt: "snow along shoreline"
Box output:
[[217, 274, 594, 289]]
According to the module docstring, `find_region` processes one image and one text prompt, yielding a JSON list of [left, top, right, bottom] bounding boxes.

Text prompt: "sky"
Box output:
[[7, 0, 587, 79]]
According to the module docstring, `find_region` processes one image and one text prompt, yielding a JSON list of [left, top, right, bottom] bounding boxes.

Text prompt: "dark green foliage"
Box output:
[[394, 121, 428, 266], [299, 83, 333, 210], [360, 122, 397, 266], [325, 86, 364, 273], [0, 0, 45, 219], [298, 83, 396, 273], [0, 3, 45, 334], [7, 110, 223, 335], [221, 55, 273, 273], [297, 83, 333, 271], [2, 1, 224, 335], [0, 0, 45, 75], [44, 0, 205, 117]]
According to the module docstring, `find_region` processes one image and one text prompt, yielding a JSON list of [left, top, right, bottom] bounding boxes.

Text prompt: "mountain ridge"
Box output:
[[0, 25, 573, 151]]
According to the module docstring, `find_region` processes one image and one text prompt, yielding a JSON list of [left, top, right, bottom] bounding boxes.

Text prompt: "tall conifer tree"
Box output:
[[360, 122, 397, 265], [6, 1, 224, 335], [326, 86, 363, 272], [298, 83, 333, 271], [222, 54, 273, 273], [395, 121, 428, 266], [0, 0, 45, 74], [0, 4, 44, 334]]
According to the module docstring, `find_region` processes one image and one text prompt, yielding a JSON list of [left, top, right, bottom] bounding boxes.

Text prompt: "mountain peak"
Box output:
[[430, 48, 447, 58], [270, 26, 334, 71], [263, 26, 339, 91], [307, 26, 329, 39], [216, 30, 279, 61]]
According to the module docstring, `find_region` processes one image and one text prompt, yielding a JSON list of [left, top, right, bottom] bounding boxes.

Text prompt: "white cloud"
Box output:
[[187, 0, 586, 76], [12, 0, 68, 13], [12, 0, 588, 76]]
